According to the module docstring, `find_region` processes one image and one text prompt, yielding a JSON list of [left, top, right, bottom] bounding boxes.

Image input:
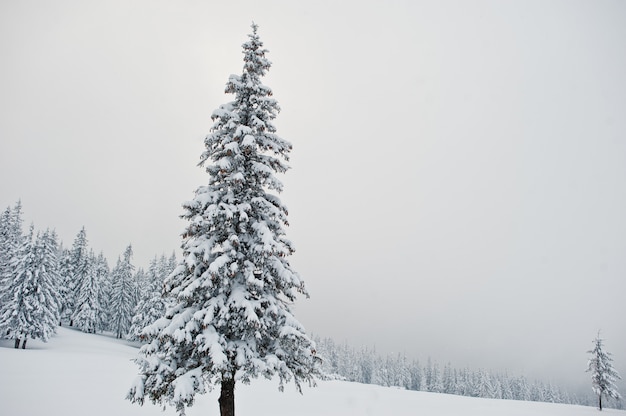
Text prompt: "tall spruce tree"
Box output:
[[93, 252, 111, 332], [0, 226, 60, 348], [57, 247, 73, 325], [0, 225, 35, 347], [587, 333, 622, 410], [128, 24, 318, 416], [110, 244, 136, 339], [62, 227, 90, 326], [72, 250, 100, 333], [35, 229, 62, 340], [0, 206, 14, 278], [127, 254, 174, 341], [0, 206, 15, 313], [0, 202, 24, 312]]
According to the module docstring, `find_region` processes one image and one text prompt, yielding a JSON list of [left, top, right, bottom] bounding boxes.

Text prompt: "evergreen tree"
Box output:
[[167, 251, 178, 274], [499, 373, 514, 400], [72, 250, 100, 333], [359, 346, 375, 385], [587, 333, 622, 410], [431, 361, 444, 393], [110, 244, 135, 339], [442, 363, 455, 394], [127, 255, 173, 341], [94, 252, 112, 332], [408, 359, 422, 391], [57, 247, 74, 325], [63, 227, 90, 326], [0, 207, 15, 316], [0, 202, 24, 314], [133, 267, 147, 311], [0, 225, 35, 347], [423, 357, 434, 392], [35, 229, 62, 338], [0, 206, 14, 277], [128, 24, 318, 416], [0, 226, 60, 348]]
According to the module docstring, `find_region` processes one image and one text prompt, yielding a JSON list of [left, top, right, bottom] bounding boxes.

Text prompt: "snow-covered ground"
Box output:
[[0, 327, 622, 416]]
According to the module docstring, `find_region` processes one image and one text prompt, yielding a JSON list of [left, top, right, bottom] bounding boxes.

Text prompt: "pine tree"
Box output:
[[408, 359, 422, 391], [133, 267, 145, 296], [0, 225, 36, 347], [0, 206, 14, 278], [127, 255, 173, 341], [587, 333, 622, 410], [442, 363, 455, 394], [0, 226, 60, 348], [57, 247, 73, 325], [110, 244, 135, 339], [62, 227, 90, 326], [35, 229, 62, 339], [0, 206, 15, 316], [92, 252, 110, 332], [128, 24, 318, 416], [0, 202, 24, 315], [72, 250, 100, 333], [93, 252, 112, 332]]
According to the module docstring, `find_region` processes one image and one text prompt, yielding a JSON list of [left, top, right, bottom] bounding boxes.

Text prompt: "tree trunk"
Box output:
[[599, 393, 602, 411], [14, 338, 20, 349], [218, 378, 235, 416], [21, 339, 27, 349]]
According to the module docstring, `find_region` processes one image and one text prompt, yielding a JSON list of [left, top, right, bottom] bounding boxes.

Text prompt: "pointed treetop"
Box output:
[[240, 22, 271, 81], [123, 244, 133, 259]]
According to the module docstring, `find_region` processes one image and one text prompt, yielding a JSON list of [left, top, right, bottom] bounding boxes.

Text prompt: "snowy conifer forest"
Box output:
[[0, 200, 178, 344]]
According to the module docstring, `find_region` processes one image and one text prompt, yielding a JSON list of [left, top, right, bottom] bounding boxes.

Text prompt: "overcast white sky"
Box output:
[[1, 0, 624, 392]]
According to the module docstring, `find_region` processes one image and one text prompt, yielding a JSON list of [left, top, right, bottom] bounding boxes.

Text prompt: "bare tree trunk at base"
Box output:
[[14, 338, 20, 349], [21, 339, 27, 349], [218, 378, 235, 416], [598, 394, 602, 411]]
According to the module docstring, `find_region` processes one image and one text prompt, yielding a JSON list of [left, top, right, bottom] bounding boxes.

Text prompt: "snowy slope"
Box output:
[[0, 327, 622, 416]]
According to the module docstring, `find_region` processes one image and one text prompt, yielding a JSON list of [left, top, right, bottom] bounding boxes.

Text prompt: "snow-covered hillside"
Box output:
[[0, 327, 622, 416]]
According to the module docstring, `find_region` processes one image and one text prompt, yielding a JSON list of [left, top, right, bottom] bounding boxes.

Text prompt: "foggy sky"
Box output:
[[1, 0, 624, 392]]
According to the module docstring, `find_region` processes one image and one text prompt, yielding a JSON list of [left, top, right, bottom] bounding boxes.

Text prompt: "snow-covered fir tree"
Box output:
[[128, 24, 318, 416], [0, 202, 25, 313], [61, 227, 90, 326], [0, 225, 36, 347], [587, 333, 622, 410], [133, 267, 148, 301], [0, 206, 14, 273], [0, 207, 10, 317], [110, 244, 136, 339], [92, 252, 111, 332], [57, 247, 73, 325], [127, 254, 175, 341], [0, 226, 61, 348], [0, 207, 12, 269], [35, 229, 62, 338], [71, 250, 100, 333]]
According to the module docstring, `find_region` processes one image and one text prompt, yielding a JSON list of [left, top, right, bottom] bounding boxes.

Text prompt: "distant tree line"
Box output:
[[313, 336, 622, 410], [0, 200, 176, 348]]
